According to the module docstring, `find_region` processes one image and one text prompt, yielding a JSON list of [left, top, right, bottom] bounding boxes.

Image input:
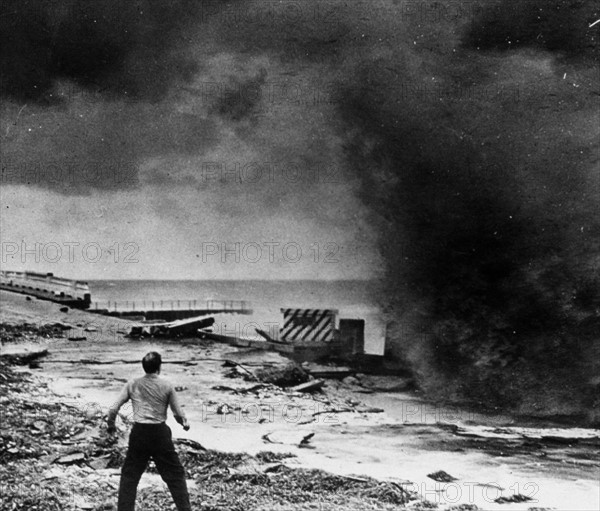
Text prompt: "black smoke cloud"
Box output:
[[0, 0, 225, 193], [0, 0, 204, 102], [333, 1, 600, 420], [465, 0, 599, 60]]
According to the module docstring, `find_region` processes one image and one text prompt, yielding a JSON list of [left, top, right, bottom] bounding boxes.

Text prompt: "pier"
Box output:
[[0, 270, 252, 320], [90, 299, 252, 321], [0, 271, 91, 309]]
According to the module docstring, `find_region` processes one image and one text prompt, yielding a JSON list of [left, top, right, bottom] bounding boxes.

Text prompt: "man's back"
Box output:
[[109, 373, 186, 426], [128, 373, 173, 424]]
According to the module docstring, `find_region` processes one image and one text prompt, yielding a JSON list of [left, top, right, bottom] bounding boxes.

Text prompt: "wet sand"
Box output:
[[1, 290, 599, 510]]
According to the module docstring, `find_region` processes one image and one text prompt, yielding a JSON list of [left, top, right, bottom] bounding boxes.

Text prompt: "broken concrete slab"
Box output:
[[88, 455, 112, 470], [55, 452, 86, 465]]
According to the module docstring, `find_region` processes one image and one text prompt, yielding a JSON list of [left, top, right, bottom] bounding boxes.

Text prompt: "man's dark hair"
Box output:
[[142, 351, 162, 374]]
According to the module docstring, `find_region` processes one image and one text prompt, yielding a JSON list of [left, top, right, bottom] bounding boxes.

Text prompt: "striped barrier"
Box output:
[[280, 308, 338, 343]]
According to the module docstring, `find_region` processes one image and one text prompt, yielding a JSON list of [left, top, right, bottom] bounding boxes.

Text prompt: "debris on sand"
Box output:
[[254, 363, 310, 387], [1, 322, 69, 344], [299, 432, 315, 448], [1, 355, 426, 510], [55, 452, 86, 465], [127, 316, 215, 338], [290, 379, 325, 393], [342, 375, 361, 386], [303, 363, 354, 379], [361, 481, 414, 505], [223, 359, 258, 380], [427, 470, 458, 482], [0, 349, 49, 365], [262, 431, 316, 446], [494, 493, 533, 504], [357, 374, 415, 392], [211, 383, 271, 394], [254, 451, 295, 463], [222, 360, 315, 389]]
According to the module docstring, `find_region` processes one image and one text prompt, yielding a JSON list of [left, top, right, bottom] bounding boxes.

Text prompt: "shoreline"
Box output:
[[2, 290, 600, 510], [0, 362, 417, 511]]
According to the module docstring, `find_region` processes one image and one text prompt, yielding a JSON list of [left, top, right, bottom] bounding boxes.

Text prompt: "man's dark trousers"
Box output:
[[118, 423, 191, 511]]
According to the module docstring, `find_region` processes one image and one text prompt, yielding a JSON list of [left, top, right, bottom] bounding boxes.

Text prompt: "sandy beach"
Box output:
[[1, 289, 599, 511]]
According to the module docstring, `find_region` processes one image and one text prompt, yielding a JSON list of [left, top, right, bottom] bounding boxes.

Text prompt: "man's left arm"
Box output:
[[169, 386, 189, 430]]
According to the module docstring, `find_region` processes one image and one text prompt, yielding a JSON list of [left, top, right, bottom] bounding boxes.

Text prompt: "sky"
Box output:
[[0, 0, 598, 281], [0, 0, 385, 279]]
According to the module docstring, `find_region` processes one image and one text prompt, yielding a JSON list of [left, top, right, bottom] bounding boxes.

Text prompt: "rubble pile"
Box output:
[[177, 449, 421, 510], [0, 322, 71, 344], [0, 359, 30, 388], [0, 364, 119, 510], [222, 360, 311, 387], [253, 363, 310, 387]]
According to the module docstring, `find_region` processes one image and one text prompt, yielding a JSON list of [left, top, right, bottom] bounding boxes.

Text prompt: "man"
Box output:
[[107, 351, 192, 511]]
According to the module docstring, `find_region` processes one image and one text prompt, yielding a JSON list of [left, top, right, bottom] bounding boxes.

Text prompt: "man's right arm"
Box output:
[[106, 382, 130, 433]]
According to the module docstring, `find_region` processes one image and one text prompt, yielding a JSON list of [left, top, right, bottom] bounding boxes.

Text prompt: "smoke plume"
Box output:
[[335, 0, 600, 420]]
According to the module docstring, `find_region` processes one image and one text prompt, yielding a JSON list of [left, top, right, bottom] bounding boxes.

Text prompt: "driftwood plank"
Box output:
[[289, 379, 325, 393]]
